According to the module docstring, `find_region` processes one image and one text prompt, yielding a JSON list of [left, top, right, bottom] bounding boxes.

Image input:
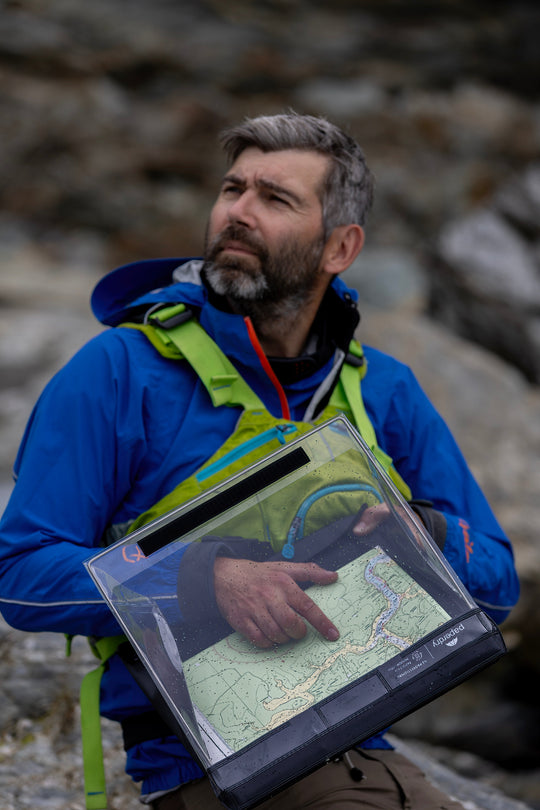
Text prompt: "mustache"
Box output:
[[205, 225, 268, 262]]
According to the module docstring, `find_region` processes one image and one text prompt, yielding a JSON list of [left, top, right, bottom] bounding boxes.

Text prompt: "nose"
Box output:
[[227, 190, 257, 229]]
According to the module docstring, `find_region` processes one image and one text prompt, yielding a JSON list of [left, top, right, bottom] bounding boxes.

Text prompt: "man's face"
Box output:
[[203, 148, 330, 304]]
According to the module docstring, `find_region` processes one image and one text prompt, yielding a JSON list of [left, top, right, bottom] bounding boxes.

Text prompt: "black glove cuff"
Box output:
[[176, 535, 269, 627], [409, 500, 447, 551], [176, 539, 236, 626]]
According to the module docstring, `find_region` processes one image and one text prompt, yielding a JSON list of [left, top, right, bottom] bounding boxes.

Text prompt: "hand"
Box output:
[[352, 503, 391, 535], [213, 557, 340, 648], [353, 502, 429, 547]]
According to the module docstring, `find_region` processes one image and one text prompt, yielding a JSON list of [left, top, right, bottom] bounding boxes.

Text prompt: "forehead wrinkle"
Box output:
[[221, 171, 245, 189], [255, 177, 304, 207], [223, 170, 305, 208]]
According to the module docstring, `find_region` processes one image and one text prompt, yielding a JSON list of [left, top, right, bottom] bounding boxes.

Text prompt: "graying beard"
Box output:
[[204, 263, 269, 300]]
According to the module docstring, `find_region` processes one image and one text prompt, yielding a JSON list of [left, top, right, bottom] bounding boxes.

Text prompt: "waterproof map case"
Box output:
[[86, 416, 505, 810]]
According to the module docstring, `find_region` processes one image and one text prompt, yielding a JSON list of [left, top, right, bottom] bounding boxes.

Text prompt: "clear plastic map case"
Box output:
[[86, 416, 506, 810]]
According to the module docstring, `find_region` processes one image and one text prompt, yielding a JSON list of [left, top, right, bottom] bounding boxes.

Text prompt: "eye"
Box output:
[[268, 193, 289, 206], [222, 183, 242, 196]]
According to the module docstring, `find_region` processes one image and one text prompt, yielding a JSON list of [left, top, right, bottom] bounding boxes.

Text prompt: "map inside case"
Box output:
[[86, 416, 506, 810]]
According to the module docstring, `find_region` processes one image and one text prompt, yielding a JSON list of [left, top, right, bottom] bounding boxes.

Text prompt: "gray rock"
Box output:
[[389, 735, 535, 810], [294, 77, 386, 119], [495, 164, 540, 235], [430, 167, 540, 383], [438, 210, 540, 307], [343, 247, 428, 311]]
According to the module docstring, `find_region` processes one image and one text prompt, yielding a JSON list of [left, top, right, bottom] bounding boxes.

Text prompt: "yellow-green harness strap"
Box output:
[[125, 307, 411, 499], [123, 304, 264, 411], [79, 636, 126, 809]]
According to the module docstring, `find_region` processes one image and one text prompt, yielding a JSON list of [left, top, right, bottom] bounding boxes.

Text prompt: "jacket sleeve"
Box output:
[[0, 333, 152, 638], [364, 352, 520, 625]]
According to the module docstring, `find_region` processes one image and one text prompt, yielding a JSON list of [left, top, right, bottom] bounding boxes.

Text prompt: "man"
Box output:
[[0, 113, 519, 809]]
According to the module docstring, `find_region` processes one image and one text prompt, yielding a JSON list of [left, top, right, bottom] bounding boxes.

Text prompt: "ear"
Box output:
[[320, 225, 365, 277]]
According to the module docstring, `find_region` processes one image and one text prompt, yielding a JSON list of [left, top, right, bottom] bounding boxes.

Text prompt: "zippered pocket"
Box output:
[[196, 423, 298, 483]]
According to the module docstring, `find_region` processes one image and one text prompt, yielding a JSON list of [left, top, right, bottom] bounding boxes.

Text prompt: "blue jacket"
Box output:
[[0, 258, 519, 796]]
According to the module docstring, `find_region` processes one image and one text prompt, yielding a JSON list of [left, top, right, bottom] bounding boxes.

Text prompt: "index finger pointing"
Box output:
[[290, 588, 340, 642], [281, 562, 339, 586]]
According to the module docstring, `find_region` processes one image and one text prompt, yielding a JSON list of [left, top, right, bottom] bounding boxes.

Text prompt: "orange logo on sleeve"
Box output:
[[459, 518, 474, 563]]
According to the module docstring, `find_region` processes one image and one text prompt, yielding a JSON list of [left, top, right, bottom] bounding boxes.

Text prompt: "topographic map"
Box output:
[[183, 546, 451, 753]]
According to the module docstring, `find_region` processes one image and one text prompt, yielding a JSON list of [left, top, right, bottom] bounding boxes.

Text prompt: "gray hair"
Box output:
[[219, 112, 374, 238]]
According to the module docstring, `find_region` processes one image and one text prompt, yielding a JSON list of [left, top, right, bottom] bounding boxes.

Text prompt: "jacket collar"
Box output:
[[91, 257, 361, 415]]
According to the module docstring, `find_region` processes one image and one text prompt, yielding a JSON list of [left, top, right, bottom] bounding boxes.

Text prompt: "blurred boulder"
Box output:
[[430, 166, 540, 383]]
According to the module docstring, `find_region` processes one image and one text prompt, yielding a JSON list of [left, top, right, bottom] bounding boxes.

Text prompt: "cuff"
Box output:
[[409, 500, 447, 551], [176, 538, 235, 627]]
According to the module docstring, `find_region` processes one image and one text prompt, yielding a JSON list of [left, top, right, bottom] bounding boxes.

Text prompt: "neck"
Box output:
[[229, 289, 324, 358]]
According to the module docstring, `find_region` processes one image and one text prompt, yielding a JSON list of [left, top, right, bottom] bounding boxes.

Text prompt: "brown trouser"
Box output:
[[151, 748, 466, 810]]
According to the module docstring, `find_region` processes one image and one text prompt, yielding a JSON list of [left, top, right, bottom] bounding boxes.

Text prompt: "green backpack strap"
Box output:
[[122, 304, 264, 411], [330, 340, 411, 500], [77, 635, 126, 809]]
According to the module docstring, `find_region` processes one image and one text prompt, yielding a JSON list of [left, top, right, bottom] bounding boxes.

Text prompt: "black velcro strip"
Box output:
[[138, 446, 309, 556]]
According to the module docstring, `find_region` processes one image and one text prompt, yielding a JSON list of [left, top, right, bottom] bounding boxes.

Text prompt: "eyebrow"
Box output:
[[222, 173, 304, 207]]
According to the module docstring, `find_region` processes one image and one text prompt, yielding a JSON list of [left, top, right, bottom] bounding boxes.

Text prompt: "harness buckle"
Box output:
[[150, 306, 193, 330], [345, 351, 364, 368]]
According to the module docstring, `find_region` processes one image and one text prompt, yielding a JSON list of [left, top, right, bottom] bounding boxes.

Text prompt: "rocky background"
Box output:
[[1, 1, 539, 808]]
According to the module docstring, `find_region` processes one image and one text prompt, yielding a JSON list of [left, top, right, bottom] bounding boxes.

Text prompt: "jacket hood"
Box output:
[[91, 257, 206, 326], [91, 256, 359, 327]]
